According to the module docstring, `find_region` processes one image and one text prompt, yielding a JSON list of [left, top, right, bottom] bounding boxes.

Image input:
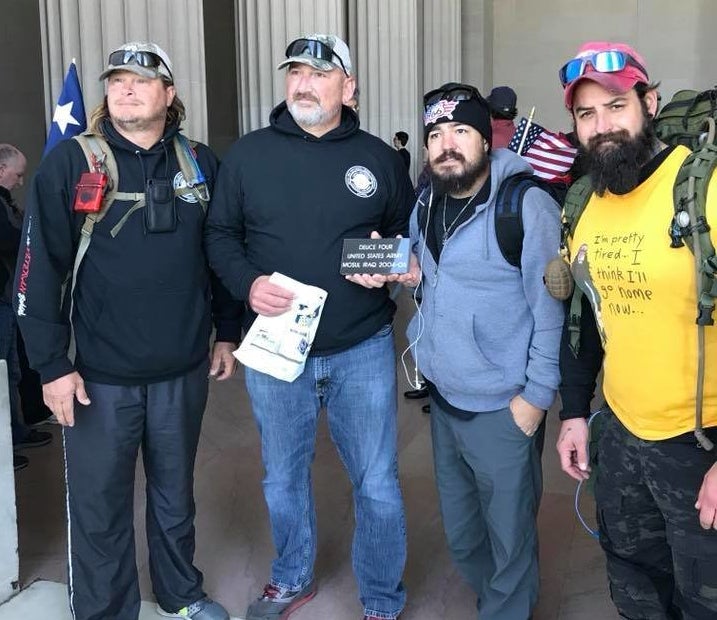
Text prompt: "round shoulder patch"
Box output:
[[345, 165, 378, 198], [173, 171, 198, 203]]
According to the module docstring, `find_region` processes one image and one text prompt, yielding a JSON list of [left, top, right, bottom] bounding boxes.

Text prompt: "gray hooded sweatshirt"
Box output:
[[406, 149, 564, 413]]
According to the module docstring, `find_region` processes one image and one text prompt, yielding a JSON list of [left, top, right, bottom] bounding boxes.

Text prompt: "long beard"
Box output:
[[429, 149, 489, 195], [583, 117, 657, 196]]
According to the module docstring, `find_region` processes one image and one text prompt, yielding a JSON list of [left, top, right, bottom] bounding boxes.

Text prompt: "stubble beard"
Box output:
[[111, 108, 167, 133]]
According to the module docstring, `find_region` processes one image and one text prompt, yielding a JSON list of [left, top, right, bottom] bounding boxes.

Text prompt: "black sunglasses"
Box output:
[[285, 38, 348, 75], [423, 84, 485, 108], [108, 50, 173, 82]]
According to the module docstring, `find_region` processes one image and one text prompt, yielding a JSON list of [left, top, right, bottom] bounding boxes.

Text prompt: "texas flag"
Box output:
[[43, 61, 87, 157]]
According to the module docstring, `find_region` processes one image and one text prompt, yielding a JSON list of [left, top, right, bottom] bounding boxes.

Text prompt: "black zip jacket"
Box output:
[[0, 187, 22, 303], [15, 120, 242, 385], [205, 103, 414, 354]]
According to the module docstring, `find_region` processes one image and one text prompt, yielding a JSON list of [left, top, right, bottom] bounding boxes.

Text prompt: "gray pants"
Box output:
[[63, 359, 209, 620], [430, 398, 543, 620]]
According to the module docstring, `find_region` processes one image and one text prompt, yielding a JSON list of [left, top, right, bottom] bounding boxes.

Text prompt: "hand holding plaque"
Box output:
[[340, 236, 410, 276]]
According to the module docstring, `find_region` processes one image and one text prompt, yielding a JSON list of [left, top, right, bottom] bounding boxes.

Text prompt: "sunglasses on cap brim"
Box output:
[[423, 84, 485, 108], [108, 50, 173, 82], [559, 50, 647, 87], [284, 38, 348, 75]]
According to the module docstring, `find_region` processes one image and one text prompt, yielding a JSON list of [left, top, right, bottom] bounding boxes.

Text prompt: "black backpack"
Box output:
[[494, 173, 568, 268]]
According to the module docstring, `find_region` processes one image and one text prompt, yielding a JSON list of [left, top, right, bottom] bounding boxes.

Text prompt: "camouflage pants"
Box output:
[[595, 409, 717, 620]]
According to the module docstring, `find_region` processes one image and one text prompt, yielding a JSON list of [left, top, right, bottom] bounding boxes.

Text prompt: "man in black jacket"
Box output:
[[393, 131, 411, 170], [15, 43, 241, 620], [206, 34, 413, 620], [0, 144, 51, 472]]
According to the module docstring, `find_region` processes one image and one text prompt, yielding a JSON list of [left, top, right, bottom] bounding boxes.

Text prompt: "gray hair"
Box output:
[[0, 144, 22, 166]]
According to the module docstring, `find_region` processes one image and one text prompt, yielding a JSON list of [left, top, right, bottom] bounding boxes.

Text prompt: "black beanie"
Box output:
[[423, 83, 492, 146]]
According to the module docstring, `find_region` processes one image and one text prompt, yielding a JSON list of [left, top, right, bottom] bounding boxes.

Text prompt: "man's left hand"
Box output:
[[695, 462, 717, 529], [509, 394, 545, 436], [209, 341, 237, 381]]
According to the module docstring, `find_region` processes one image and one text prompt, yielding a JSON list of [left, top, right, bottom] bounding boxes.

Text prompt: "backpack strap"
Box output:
[[71, 134, 144, 284], [494, 172, 544, 268], [173, 135, 209, 212], [560, 175, 594, 357], [561, 175, 593, 244]]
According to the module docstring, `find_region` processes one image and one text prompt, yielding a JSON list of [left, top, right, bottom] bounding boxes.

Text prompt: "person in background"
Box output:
[[487, 86, 518, 149], [0, 143, 52, 472], [393, 131, 411, 170]]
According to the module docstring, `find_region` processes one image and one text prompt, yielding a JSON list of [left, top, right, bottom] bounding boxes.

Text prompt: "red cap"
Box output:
[[563, 41, 649, 109]]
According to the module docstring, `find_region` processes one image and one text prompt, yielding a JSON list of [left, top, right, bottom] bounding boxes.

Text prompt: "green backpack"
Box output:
[[559, 87, 717, 451]]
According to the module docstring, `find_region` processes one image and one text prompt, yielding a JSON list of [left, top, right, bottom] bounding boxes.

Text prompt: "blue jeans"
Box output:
[[0, 301, 27, 443], [245, 324, 406, 619]]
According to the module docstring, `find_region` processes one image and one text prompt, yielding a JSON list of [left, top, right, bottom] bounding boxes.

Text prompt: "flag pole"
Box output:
[[517, 106, 536, 155]]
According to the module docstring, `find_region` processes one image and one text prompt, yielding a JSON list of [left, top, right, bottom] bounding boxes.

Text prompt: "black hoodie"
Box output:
[[15, 120, 242, 385], [205, 103, 414, 354]]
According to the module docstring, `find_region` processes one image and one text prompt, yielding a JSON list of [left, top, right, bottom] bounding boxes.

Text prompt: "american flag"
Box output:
[[508, 117, 577, 181]]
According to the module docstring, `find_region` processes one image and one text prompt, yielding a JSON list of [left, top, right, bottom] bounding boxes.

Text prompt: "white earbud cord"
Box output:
[[400, 183, 433, 390]]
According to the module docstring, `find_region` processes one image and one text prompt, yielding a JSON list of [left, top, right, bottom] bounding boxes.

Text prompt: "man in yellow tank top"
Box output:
[[555, 41, 717, 619]]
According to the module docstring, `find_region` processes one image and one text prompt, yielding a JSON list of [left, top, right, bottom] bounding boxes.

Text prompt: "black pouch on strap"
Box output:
[[145, 178, 176, 233]]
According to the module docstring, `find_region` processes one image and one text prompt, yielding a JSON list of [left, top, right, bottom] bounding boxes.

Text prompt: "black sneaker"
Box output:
[[13, 454, 29, 471], [14, 429, 52, 450], [246, 581, 316, 620], [403, 384, 428, 399]]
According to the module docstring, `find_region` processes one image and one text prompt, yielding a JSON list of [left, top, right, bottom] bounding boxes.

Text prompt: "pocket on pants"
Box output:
[[672, 531, 717, 607]]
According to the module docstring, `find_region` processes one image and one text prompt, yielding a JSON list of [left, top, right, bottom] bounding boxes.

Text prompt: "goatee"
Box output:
[[583, 116, 657, 197]]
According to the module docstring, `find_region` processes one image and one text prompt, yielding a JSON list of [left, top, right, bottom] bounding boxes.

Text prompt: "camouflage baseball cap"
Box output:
[[99, 41, 174, 83], [277, 34, 353, 75]]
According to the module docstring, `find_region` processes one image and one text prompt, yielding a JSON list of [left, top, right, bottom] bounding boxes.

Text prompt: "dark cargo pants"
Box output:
[[596, 409, 717, 620], [62, 359, 209, 620]]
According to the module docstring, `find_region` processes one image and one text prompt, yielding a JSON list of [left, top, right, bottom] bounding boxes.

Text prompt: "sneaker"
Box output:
[[14, 429, 52, 450], [157, 597, 229, 619], [246, 581, 316, 620], [403, 384, 428, 399], [13, 454, 29, 471]]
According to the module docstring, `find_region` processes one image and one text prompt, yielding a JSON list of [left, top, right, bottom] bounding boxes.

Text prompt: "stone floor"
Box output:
[[5, 298, 617, 619]]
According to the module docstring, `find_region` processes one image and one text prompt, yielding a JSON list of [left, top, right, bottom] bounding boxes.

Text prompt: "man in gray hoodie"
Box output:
[[402, 83, 563, 620]]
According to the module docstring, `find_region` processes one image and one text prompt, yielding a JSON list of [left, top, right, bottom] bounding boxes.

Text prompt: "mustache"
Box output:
[[292, 92, 320, 104], [588, 130, 631, 149], [434, 149, 465, 164]]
